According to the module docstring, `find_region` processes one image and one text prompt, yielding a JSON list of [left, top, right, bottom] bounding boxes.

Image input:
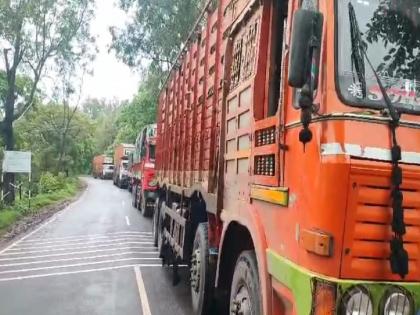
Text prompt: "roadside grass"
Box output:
[[0, 177, 82, 233]]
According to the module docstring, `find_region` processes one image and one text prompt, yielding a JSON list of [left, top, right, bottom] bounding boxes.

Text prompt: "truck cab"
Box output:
[[113, 143, 135, 188], [101, 164, 114, 179], [152, 0, 420, 314], [131, 124, 157, 217]]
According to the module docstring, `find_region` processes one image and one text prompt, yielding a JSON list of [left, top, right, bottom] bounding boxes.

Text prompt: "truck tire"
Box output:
[[191, 223, 215, 315], [157, 201, 165, 256], [229, 251, 262, 315], [140, 192, 153, 217], [132, 185, 137, 208], [152, 198, 161, 246]]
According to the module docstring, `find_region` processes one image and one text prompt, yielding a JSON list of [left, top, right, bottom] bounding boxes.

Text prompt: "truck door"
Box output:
[[223, 1, 269, 203], [250, 0, 288, 187]]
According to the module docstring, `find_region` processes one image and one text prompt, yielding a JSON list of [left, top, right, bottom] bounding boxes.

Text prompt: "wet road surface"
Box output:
[[0, 177, 192, 315]]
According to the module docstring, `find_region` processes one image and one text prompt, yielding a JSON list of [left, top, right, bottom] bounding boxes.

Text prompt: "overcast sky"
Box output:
[[79, 0, 140, 102], [0, 1, 140, 104]]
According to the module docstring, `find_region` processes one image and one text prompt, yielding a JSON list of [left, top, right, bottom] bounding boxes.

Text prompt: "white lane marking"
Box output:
[[0, 258, 159, 275], [26, 231, 152, 242], [0, 264, 162, 282], [122, 200, 126, 206], [125, 216, 130, 226], [18, 235, 152, 246], [134, 266, 152, 315], [0, 247, 158, 262], [0, 216, 57, 256], [1, 242, 154, 256], [0, 252, 159, 267], [10, 237, 153, 250], [0, 184, 90, 255]]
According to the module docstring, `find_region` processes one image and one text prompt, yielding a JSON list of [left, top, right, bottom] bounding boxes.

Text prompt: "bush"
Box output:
[[0, 210, 20, 230], [38, 172, 65, 193]]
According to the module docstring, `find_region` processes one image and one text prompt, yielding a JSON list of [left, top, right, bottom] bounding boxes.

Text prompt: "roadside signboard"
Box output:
[[1, 151, 32, 206], [2, 151, 31, 173]]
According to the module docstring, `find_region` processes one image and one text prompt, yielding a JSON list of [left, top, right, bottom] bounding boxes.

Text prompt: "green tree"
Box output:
[[93, 112, 119, 155], [366, 0, 420, 80], [15, 103, 95, 176], [0, 0, 95, 202], [0, 70, 40, 125], [114, 71, 160, 144], [82, 97, 119, 120], [110, 0, 204, 69]]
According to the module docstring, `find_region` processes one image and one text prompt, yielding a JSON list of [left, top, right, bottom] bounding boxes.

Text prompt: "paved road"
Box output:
[[0, 177, 192, 315]]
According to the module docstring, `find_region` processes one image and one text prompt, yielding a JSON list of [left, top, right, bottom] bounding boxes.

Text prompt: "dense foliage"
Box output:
[[111, 0, 204, 69], [113, 71, 160, 144], [0, 0, 207, 206], [365, 0, 420, 79], [15, 102, 95, 176], [0, 0, 95, 202]]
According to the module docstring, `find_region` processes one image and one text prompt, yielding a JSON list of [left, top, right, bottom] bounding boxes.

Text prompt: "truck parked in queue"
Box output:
[[151, 0, 420, 314], [92, 155, 114, 179], [113, 143, 135, 188], [130, 124, 158, 217]]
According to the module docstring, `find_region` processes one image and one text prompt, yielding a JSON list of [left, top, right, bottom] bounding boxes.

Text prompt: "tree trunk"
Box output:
[[3, 94, 16, 204], [2, 53, 18, 203]]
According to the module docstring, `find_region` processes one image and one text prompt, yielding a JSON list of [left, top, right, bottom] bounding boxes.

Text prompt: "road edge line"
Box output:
[[134, 265, 152, 315]]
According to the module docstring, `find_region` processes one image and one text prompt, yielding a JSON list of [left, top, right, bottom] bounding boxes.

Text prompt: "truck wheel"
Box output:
[[157, 202, 165, 256], [152, 199, 161, 246], [229, 251, 262, 315], [191, 223, 214, 315], [140, 193, 153, 217], [132, 185, 137, 208]]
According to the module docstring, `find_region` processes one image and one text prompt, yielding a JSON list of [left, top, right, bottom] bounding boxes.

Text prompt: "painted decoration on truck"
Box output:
[[230, 18, 260, 91]]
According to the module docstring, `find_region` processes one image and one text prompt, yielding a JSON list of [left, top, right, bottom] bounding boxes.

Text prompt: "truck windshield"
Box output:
[[336, 0, 420, 112]]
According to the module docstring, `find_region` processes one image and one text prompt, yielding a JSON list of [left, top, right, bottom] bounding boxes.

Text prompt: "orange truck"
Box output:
[[152, 0, 420, 315], [92, 155, 113, 179], [113, 143, 135, 188]]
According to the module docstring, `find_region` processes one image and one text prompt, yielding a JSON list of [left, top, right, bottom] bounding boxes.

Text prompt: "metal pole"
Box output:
[[1, 172, 3, 202], [28, 172, 31, 210]]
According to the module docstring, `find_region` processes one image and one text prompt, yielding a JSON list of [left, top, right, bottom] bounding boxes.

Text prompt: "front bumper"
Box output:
[[267, 249, 420, 315], [102, 172, 113, 179]]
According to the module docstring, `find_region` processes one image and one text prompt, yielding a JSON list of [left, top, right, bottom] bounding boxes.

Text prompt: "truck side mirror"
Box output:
[[288, 9, 323, 89]]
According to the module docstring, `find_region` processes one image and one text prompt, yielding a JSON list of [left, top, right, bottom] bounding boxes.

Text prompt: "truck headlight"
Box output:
[[383, 289, 412, 315], [341, 286, 373, 315]]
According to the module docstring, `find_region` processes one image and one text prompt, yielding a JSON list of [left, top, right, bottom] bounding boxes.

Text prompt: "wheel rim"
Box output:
[[231, 282, 252, 315], [190, 248, 201, 295]]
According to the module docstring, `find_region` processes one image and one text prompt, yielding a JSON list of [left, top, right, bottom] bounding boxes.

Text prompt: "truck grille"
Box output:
[[341, 163, 420, 281]]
